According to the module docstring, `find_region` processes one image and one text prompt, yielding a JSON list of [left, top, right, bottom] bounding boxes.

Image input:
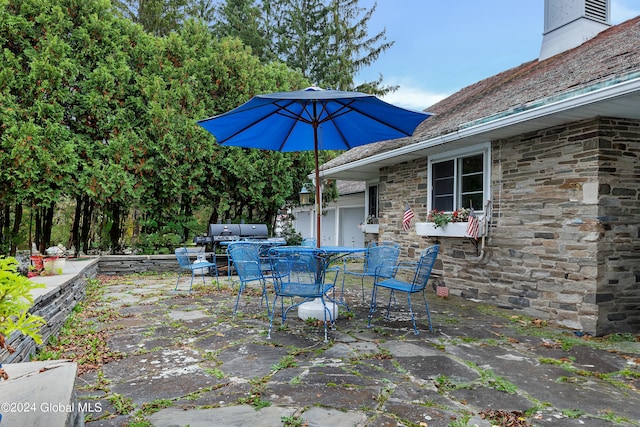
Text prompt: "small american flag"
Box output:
[[465, 206, 480, 239], [402, 203, 415, 231]]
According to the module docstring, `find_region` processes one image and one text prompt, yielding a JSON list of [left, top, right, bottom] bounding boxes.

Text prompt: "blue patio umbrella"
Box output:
[[197, 87, 431, 247]]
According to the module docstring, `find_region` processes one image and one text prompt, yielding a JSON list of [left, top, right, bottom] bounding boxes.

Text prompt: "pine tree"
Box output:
[[112, 0, 188, 36], [211, 0, 270, 61], [326, 0, 396, 94]]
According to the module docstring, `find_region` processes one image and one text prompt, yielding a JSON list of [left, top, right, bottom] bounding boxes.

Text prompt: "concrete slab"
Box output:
[[148, 404, 295, 427], [0, 360, 82, 427]]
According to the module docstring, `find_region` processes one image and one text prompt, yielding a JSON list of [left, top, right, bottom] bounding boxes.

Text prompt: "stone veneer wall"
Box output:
[[378, 117, 640, 336], [1, 260, 98, 364], [590, 118, 640, 333], [97, 254, 228, 276]]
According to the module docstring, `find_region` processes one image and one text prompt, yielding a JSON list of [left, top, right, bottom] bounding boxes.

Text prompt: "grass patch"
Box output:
[[107, 393, 135, 415], [282, 415, 307, 427], [238, 377, 271, 410], [34, 278, 126, 374], [136, 398, 173, 417], [562, 408, 586, 418], [272, 354, 298, 370]]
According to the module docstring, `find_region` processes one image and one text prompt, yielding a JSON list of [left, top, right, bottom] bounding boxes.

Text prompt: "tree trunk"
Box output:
[[36, 203, 55, 253], [69, 195, 82, 254], [181, 201, 192, 243], [10, 203, 22, 256], [108, 203, 123, 253], [80, 198, 93, 254], [0, 202, 7, 254]]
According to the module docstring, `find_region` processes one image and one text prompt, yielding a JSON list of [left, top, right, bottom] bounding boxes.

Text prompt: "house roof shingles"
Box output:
[[323, 16, 640, 170]]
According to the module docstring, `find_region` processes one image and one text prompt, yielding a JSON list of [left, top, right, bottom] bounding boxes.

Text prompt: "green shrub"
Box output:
[[0, 257, 46, 356]]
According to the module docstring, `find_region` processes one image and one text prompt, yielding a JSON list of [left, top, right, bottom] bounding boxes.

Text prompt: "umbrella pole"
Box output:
[[314, 124, 321, 248]]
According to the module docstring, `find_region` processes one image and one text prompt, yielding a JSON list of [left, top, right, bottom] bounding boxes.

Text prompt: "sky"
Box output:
[[356, 0, 640, 111]]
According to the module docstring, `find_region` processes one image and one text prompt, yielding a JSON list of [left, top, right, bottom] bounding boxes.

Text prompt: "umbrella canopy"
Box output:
[[197, 87, 432, 246]]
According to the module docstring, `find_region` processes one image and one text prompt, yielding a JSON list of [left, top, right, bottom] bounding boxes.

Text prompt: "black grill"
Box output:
[[194, 223, 275, 249]]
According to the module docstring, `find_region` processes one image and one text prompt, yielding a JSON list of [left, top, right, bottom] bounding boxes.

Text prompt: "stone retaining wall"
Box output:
[[1, 259, 98, 364], [97, 253, 229, 276]]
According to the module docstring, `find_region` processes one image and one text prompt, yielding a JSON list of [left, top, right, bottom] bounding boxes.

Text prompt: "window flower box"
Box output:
[[415, 222, 470, 237], [361, 224, 379, 234]]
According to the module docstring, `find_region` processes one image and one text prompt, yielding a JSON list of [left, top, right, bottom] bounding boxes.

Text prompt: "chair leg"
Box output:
[[175, 270, 183, 291], [320, 296, 333, 343], [341, 269, 348, 304], [261, 279, 270, 316], [385, 289, 396, 319], [281, 297, 286, 323], [407, 293, 419, 335], [327, 272, 349, 312], [233, 282, 245, 315], [189, 271, 195, 292], [422, 291, 433, 332], [367, 284, 379, 328], [210, 255, 220, 289], [267, 295, 278, 340]]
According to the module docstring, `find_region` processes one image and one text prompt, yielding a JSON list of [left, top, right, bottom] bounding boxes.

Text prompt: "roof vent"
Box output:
[[539, 0, 610, 61], [585, 0, 608, 22]]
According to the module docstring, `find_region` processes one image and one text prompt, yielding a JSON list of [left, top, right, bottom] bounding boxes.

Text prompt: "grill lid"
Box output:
[[207, 223, 269, 241]]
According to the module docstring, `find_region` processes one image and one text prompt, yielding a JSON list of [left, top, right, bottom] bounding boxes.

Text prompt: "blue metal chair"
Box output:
[[301, 238, 316, 247], [267, 247, 335, 342], [342, 241, 401, 305], [227, 243, 270, 315], [174, 247, 218, 292], [368, 245, 440, 334]]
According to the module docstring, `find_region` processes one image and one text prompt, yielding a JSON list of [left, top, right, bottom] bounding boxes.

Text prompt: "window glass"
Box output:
[[432, 159, 454, 211], [431, 152, 485, 212], [460, 153, 484, 209], [368, 185, 378, 218]]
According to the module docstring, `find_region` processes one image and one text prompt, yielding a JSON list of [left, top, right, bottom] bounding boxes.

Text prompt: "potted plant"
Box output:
[[0, 257, 46, 380], [43, 245, 67, 275]]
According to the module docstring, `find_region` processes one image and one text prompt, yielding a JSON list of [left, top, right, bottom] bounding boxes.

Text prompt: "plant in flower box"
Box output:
[[427, 208, 472, 228], [366, 215, 378, 224], [427, 210, 453, 228], [451, 208, 470, 222]]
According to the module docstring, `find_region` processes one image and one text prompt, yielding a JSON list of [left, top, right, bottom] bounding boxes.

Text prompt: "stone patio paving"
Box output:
[[37, 273, 640, 427]]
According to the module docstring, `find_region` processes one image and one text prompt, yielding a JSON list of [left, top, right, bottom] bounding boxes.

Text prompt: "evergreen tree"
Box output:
[[326, 0, 396, 94], [185, 0, 217, 25], [112, 0, 188, 36], [270, 0, 331, 85], [260, 0, 394, 93], [211, 0, 270, 61]]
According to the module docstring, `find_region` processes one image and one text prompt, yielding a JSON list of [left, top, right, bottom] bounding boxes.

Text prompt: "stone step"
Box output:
[[0, 360, 82, 427]]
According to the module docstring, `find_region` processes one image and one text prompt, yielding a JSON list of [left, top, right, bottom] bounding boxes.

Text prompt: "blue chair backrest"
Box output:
[[269, 247, 327, 295], [364, 243, 401, 277], [301, 238, 316, 247], [175, 248, 192, 268], [411, 245, 440, 291], [228, 244, 262, 280]]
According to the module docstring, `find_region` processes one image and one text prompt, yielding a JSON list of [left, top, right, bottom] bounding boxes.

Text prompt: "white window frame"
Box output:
[[427, 142, 491, 213]]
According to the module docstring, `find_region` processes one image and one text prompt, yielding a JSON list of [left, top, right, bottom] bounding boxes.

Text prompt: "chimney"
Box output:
[[539, 0, 611, 61]]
